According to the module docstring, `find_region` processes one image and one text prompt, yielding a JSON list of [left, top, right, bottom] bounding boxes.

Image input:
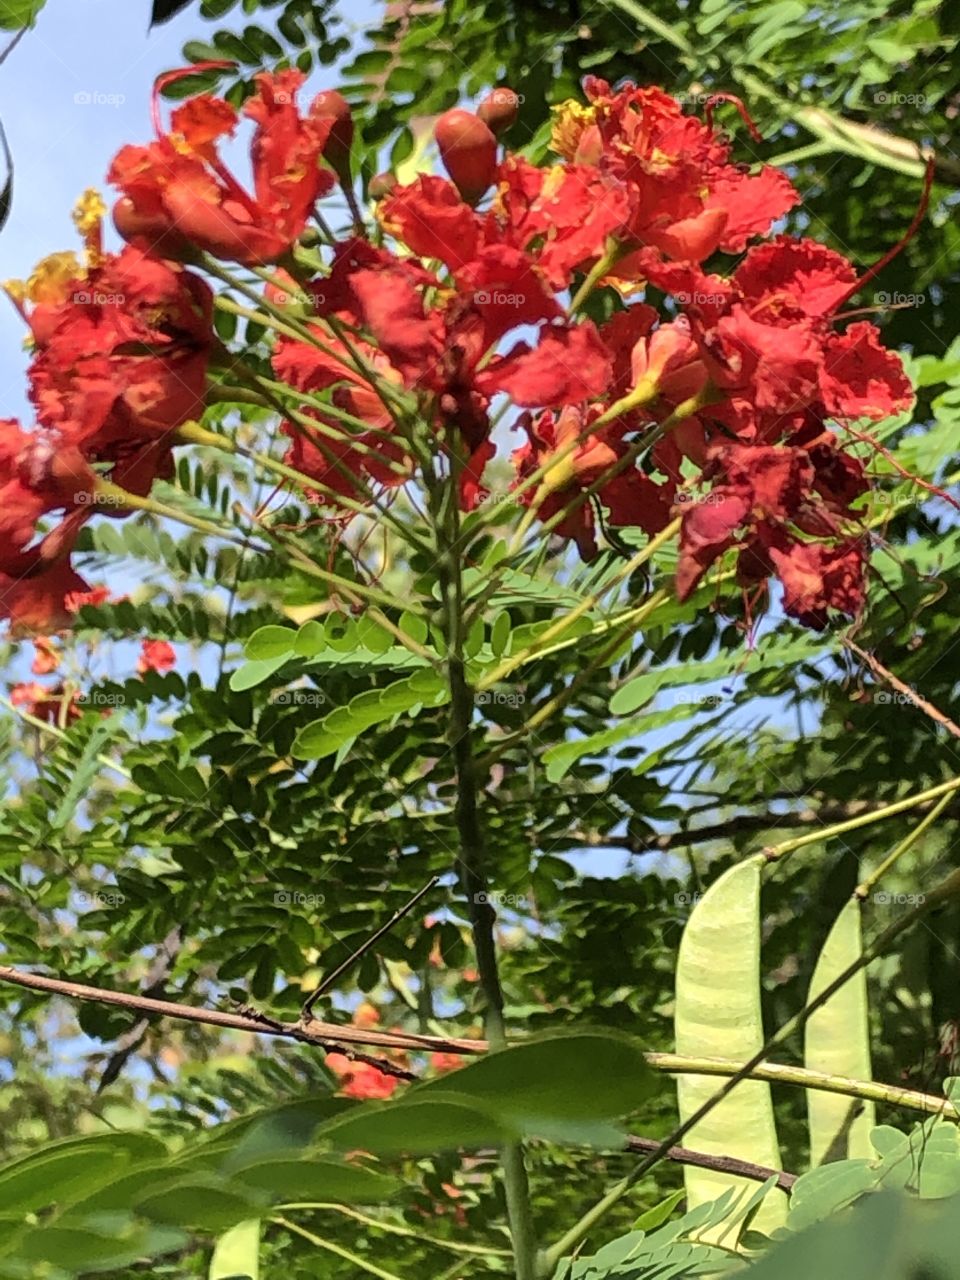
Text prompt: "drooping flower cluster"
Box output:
[[0, 67, 920, 646]]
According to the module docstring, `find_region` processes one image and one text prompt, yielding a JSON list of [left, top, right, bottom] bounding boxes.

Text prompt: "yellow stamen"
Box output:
[[550, 100, 597, 160], [22, 252, 84, 305], [72, 188, 107, 268], [72, 188, 106, 236]]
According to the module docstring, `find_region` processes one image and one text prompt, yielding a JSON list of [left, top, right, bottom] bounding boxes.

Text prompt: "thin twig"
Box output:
[[0, 965, 480, 1064], [273, 1217, 404, 1280], [302, 876, 440, 1018], [844, 638, 960, 740], [0, 25, 27, 68], [625, 1135, 796, 1192]]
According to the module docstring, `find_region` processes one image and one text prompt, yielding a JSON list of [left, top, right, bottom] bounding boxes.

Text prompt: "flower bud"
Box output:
[[112, 197, 190, 260], [369, 171, 398, 200], [312, 89, 354, 182], [477, 87, 520, 136], [435, 109, 498, 205]]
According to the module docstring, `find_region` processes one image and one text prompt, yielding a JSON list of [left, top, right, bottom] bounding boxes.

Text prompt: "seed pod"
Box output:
[[312, 90, 354, 181], [369, 171, 398, 200], [477, 86, 520, 136], [435, 109, 498, 205]]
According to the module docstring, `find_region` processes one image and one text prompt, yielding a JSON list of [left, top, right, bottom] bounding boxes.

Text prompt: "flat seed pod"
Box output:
[[675, 856, 787, 1236], [804, 898, 876, 1166], [210, 1219, 260, 1280]]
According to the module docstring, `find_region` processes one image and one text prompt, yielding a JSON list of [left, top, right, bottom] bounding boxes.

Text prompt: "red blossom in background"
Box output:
[[138, 639, 177, 676], [10, 681, 81, 724], [325, 1052, 401, 1100]]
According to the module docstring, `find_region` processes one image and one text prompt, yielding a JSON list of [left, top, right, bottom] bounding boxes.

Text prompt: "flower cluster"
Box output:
[[3, 187, 212, 634], [0, 68, 919, 644]]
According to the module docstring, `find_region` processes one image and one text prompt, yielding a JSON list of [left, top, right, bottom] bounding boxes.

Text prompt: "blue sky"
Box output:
[[0, 0, 377, 418]]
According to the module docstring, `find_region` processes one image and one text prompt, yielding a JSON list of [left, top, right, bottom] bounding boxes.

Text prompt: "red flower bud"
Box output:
[[435, 109, 498, 205], [112, 197, 190, 260], [477, 87, 520, 136], [312, 89, 354, 180], [369, 171, 398, 200]]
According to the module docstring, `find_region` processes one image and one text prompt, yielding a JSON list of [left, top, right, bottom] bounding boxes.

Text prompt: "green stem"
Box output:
[[433, 434, 539, 1280], [272, 1217, 403, 1280], [644, 1053, 957, 1121], [479, 520, 680, 691], [764, 774, 960, 861], [855, 789, 956, 899], [274, 1203, 512, 1257], [92, 479, 256, 551], [568, 240, 627, 313], [0, 695, 131, 780]]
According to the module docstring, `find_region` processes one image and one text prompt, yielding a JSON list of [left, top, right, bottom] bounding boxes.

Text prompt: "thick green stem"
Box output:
[[433, 437, 539, 1280], [765, 774, 960, 860], [645, 1053, 957, 1121]]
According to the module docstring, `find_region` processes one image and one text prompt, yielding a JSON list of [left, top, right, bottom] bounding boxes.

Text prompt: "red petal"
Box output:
[[821, 321, 913, 420], [479, 322, 612, 407], [708, 166, 800, 253], [734, 236, 857, 319], [381, 176, 481, 270]]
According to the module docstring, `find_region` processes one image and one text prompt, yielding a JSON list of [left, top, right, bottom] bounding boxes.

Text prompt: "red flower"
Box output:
[[513, 405, 674, 559], [675, 440, 869, 627], [761, 533, 866, 630], [138, 639, 176, 676], [379, 175, 482, 270], [1, 541, 91, 637], [272, 326, 410, 507], [478, 322, 613, 408], [25, 244, 211, 460], [820, 321, 914, 420], [486, 157, 632, 290], [109, 70, 336, 266], [0, 422, 91, 574], [733, 237, 858, 320], [10, 681, 80, 724], [545, 78, 799, 273], [325, 1053, 400, 1100], [31, 637, 60, 675], [65, 585, 111, 614], [430, 1052, 465, 1074]]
